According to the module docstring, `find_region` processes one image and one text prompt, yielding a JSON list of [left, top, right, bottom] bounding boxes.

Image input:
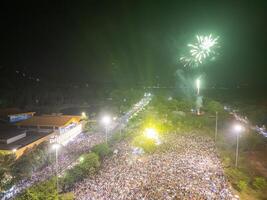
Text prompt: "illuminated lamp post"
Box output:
[[233, 124, 244, 168], [52, 143, 60, 195], [102, 115, 111, 144]]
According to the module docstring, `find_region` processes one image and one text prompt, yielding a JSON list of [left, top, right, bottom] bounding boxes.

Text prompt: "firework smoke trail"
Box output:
[[196, 78, 200, 95]]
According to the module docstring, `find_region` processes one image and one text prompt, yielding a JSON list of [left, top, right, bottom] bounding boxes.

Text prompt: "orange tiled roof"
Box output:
[[16, 115, 81, 127]]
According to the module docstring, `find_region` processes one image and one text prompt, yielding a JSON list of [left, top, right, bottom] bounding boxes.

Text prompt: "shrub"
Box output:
[[61, 153, 100, 190], [132, 135, 157, 153], [205, 100, 225, 114], [91, 143, 111, 159], [59, 192, 75, 200], [16, 177, 58, 200], [237, 180, 247, 191], [79, 153, 100, 174], [225, 168, 250, 191], [252, 177, 267, 190]]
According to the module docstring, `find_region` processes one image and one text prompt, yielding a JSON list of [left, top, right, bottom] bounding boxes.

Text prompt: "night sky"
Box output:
[[0, 0, 266, 87]]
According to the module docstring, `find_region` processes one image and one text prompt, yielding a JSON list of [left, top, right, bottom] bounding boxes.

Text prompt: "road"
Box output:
[[1, 95, 152, 200]]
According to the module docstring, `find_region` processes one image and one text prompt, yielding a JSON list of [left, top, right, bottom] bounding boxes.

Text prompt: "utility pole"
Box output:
[[215, 111, 218, 142]]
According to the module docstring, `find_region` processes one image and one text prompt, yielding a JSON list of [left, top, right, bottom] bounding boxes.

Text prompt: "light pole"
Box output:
[[195, 78, 201, 115], [52, 143, 60, 195], [102, 115, 111, 143], [215, 111, 218, 142], [233, 124, 243, 168]]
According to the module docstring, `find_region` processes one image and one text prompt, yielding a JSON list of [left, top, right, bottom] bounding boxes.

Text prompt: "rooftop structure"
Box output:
[[0, 125, 54, 158], [0, 108, 35, 123], [16, 115, 81, 129]]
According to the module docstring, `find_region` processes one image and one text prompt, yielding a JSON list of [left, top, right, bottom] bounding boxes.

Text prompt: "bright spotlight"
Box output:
[[234, 124, 243, 132], [81, 112, 86, 118], [102, 115, 111, 125], [52, 143, 60, 150], [12, 149, 17, 152]]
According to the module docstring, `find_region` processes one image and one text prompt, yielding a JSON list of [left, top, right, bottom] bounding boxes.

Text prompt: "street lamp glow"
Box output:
[[102, 115, 111, 144], [102, 115, 111, 125], [52, 143, 60, 150], [12, 148, 17, 152], [234, 124, 243, 132], [233, 124, 244, 168], [52, 143, 60, 195], [81, 112, 86, 118]]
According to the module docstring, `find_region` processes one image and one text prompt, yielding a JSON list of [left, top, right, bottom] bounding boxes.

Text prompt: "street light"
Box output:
[[81, 112, 87, 118], [233, 124, 244, 168], [215, 111, 218, 142], [52, 143, 60, 195], [102, 115, 111, 143]]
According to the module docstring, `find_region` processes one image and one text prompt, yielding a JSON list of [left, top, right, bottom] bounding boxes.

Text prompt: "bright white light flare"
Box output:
[[145, 128, 158, 140], [52, 143, 60, 150], [102, 115, 111, 125], [234, 124, 243, 132]]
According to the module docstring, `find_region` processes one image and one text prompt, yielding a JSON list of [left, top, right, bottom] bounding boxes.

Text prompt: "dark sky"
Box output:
[[0, 0, 266, 87]]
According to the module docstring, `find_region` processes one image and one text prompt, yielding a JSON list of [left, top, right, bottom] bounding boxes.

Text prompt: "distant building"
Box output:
[[16, 114, 83, 145], [0, 125, 54, 159], [0, 108, 35, 123]]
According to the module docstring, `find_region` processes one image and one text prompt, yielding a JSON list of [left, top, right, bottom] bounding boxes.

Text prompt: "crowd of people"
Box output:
[[2, 96, 150, 199], [1, 132, 105, 200], [73, 134, 238, 200]]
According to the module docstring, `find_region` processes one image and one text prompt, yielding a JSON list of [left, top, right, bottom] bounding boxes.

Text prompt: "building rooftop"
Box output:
[[16, 115, 81, 128], [0, 130, 54, 151], [0, 125, 26, 140], [0, 108, 35, 117]]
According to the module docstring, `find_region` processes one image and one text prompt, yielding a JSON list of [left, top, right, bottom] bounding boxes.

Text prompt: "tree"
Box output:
[[252, 177, 267, 190], [79, 153, 100, 174], [132, 135, 157, 153], [205, 100, 225, 114], [0, 153, 16, 192], [91, 143, 111, 159], [60, 153, 100, 190], [16, 178, 58, 200]]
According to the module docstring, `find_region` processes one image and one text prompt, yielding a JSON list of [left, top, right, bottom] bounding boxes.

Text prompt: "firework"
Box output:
[[180, 34, 219, 67]]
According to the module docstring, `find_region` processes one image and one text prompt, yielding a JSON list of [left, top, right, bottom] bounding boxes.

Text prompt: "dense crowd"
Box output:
[[1, 133, 105, 200], [74, 134, 238, 200], [2, 96, 150, 200]]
